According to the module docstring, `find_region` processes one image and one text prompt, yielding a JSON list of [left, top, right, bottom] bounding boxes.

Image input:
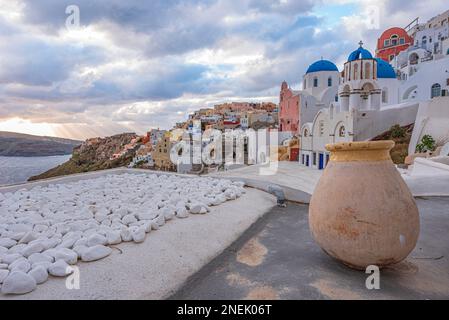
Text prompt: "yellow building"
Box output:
[[151, 132, 176, 171]]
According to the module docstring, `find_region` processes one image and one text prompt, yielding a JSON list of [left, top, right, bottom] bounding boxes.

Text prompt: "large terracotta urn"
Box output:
[[309, 141, 420, 270]]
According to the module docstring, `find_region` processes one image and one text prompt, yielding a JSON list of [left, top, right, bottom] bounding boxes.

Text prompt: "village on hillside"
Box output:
[[101, 9, 449, 180]]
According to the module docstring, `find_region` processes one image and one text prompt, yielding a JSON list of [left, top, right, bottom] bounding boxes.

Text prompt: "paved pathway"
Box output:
[[172, 197, 449, 300]]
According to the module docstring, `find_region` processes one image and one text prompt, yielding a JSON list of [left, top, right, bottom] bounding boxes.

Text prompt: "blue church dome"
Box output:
[[306, 59, 338, 74], [375, 58, 396, 79], [348, 46, 373, 61]]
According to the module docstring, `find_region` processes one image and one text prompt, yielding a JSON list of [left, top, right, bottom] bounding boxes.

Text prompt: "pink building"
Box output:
[[279, 81, 300, 133]]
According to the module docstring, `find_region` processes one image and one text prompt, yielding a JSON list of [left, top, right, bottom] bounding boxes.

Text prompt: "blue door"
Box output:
[[319, 153, 324, 170], [306, 155, 310, 166]]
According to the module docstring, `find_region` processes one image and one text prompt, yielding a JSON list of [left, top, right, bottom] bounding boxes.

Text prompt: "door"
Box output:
[[319, 153, 324, 170]]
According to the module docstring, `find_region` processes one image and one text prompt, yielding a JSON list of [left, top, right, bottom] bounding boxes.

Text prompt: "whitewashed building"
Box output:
[[298, 40, 444, 169]]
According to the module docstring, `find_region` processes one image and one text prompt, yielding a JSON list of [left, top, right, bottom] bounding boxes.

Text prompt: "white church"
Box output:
[[298, 36, 449, 170]]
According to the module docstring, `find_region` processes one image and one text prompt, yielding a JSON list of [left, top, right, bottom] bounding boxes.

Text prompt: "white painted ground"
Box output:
[[0, 173, 272, 298]]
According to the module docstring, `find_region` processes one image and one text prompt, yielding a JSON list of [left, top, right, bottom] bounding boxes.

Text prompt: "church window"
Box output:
[[399, 38, 405, 44], [313, 77, 318, 87], [328, 77, 332, 87], [382, 88, 388, 103], [384, 39, 390, 47], [303, 128, 309, 137], [339, 126, 345, 137], [303, 79, 306, 89], [364, 62, 371, 79], [353, 64, 359, 80], [319, 121, 325, 136]]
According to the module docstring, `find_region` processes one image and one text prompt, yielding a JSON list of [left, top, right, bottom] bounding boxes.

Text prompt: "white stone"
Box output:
[[120, 228, 133, 242], [175, 207, 189, 218], [2, 253, 22, 264], [8, 243, 27, 254], [0, 269, 9, 283], [9, 258, 31, 273], [18, 232, 38, 244], [161, 207, 175, 221], [31, 261, 52, 271], [0, 238, 17, 249], [81, 245, 112, 262], [21, 242, 45, 257], [87, 233, 107, 247], [132, 228, 146, 243], [28, 265, 48, 284], [53, 248, 78, 265], [0, 246, 8, 255], [136, 212, 158, 221], [28, 253, 54, 265], [48, 260, 72, 277], [0, 263, 8, 269], [106, 231, 122, 245], [122, 214, 138, 225], [73, 245, 88, 258], [1, 271, 37, 294], [9, 232, 26, 241]]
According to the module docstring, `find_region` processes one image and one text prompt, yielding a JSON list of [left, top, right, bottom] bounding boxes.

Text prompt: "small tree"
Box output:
[[416, 134, 436, 153]]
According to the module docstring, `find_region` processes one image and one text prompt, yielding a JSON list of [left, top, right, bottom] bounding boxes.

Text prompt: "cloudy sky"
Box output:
[[0, 0, 447, 140]]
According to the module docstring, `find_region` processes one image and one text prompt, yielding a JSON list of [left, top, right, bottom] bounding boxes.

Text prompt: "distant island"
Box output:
[[0, 131, 81, 157]]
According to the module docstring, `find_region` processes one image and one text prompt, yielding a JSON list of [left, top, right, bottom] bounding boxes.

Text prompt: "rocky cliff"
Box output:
[[28, 133, 141, 181]]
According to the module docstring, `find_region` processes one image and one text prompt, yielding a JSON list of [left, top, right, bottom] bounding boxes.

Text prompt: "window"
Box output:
[[389, 54, 395, 61], [319, 121, 325, 136], [382, 88, 388, 103], [422, 36, 427, 46], [335, 94, 338, 102], [353, 63, 358, 80], [391, 34, 398, 46], [384, 39, 390, 47], [328, 77, 332, 87], [313, 153, 317, 165], [303, 128, 309, 137], [339, 126, 346, 137], [313, 77, 318, 87], [364, 62, 371, 79], [399, 38, 405, 44], [429, 37, 432, 43], [431, 83, 441, 98]]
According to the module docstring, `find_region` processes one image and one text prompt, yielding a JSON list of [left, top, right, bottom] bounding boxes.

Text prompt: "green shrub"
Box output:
[[390, 124, 406, 138], [416, 134, 436, 153]]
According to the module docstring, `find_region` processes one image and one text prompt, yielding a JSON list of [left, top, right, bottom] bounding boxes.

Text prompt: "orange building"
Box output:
[[375, 27, 413, 62]]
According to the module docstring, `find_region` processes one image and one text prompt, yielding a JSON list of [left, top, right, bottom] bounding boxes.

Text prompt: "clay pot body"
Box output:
[[309, 141, 420, 270]]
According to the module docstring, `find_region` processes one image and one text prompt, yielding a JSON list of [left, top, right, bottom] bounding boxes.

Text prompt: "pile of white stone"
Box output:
[[0, 173, 246, 295]]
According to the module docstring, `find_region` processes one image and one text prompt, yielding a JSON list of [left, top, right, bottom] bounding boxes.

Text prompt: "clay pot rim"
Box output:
[[325, 140, 395, 152]]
